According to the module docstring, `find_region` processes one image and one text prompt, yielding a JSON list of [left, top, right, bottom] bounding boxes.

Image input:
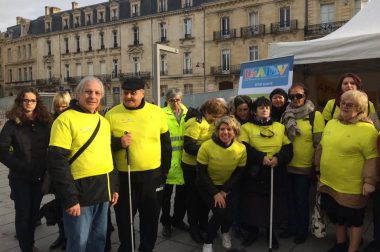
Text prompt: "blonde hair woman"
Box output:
[[52, 91, 71, 117]]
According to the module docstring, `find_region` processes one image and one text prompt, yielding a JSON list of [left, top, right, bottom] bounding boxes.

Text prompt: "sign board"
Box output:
[[238, 56, 294, 97]]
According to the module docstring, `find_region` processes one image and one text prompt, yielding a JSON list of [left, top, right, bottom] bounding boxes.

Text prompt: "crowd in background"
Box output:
[[0, 72, 379, 252]]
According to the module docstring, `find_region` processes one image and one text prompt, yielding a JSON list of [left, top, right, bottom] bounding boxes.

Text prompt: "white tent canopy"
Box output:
[[268, 0, 380, 65]]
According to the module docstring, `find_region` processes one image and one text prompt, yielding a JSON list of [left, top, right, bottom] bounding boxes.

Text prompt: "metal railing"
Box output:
[[183, 69, 193, 74], [271, 20, 298, 34], [213, 29, 237, 41], [304, 20, 347, 37], [241, 24, 266, 38], [119, 72, 151, 81], [211, 64, 241, 75]]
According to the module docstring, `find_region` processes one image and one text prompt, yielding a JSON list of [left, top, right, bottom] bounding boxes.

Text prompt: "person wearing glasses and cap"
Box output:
[[105, 78, 172, 252], [280, 83, 325, 244], [239, 96, 293, 250], [0, 87, 52, 252], [160, 88, 189, 237]]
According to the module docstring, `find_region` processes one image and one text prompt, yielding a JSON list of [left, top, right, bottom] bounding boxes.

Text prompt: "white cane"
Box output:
[[125, 132, 135, 252], [269, 166, 274, 252]]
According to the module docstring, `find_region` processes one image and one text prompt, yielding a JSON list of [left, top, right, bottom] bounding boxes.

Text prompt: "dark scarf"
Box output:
[[271, 101, 289, 122]]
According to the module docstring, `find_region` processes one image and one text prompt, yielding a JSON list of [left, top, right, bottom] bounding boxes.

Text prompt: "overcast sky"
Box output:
[[0, 0, 103, 31]]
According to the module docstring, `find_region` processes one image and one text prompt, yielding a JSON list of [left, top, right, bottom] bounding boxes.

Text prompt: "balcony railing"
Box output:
[[36, 77, 60, 86], [96, 74, 111, 82], [74, 23, 80, 28], [98, 18, 104, 23], [241, 24, 266, 38], [64, 76, 82, 84], [184, 33, 192, 39], [160, 70, 168, 76], [271, 20, 298, 34], [119, 72, 151, 81], [213, 29, 237, 41], [63, 25, 69, 30], [304, 20, 347, 37], [131, 13, 138, 17], [112, 16, 119, 21], [211, 65, 241, 75], [183, 69, 193, 74], [160, 37, 168, 42], [183, 2, 192, 8]]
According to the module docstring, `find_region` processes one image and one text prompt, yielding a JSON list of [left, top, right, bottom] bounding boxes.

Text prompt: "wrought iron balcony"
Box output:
[[96, 74, 111, 82], [271, 20, 298, 34], [119, 72, 151, 81], [160, 70, 168, 76], [74, 23, 80, 28], [304, 20, 347, 38], [64, 76, 82, 84], [184, 33, 192, 39], [211, 65, 241, 75], [63, 25, 69, 30], [213, 29, 237, 41], [98, 18, 104, 23], [183, 69, 193, 74], [36, 77, 60, 86], [183, 2, 192, 8], [241, 24, 266, 38], [160, 37, 168, 42], [112, 16, 119, 20], [131, 13, 138, 17]]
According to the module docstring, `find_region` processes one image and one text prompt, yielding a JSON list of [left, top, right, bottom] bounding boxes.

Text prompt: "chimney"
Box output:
[[72, 2, 79, 10], [16, 17, 23, 25], [51, 7, 61, 14], [45, 6, 50, 16]]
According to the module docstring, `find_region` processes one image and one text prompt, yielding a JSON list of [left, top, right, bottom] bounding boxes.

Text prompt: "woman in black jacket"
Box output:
[[0, 87, 52, 252]]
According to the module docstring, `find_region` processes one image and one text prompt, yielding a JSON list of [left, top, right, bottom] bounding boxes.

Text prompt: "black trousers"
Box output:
[[160, 184, 187, 226], [372, 188, 380, 241], [200, 189, 233, 244], [10, 179, 43, 252], [181, 162, 209, 230], [115, 169, 162, 252]]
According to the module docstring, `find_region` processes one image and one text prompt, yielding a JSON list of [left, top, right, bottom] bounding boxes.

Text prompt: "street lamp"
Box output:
[[196, 62, 206, 92]]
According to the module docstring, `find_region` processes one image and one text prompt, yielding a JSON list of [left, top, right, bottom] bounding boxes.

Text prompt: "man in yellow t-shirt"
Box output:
[[47, 76, 119, 252], [105, 78, 172, 252]]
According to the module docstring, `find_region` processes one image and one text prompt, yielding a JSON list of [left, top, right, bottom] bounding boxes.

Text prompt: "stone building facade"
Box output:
[[0, 0, 366, 105]]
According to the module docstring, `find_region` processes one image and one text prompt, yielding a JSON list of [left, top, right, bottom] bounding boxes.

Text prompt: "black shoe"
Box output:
[[61, 241, 66, 251], [172, 221, 190, 231], [242, 229, 259, 247], [190, 228, 203, 244], [50, 235, 65, 249], [326, 242, 348, 252], [365, 240, 380, 252], [293, 235, 307, 244], [162, 225, 172, 238], [278, 229, 295, 239]]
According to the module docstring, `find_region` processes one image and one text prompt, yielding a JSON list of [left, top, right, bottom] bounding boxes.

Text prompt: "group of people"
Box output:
[[0, 72, 379, 252]]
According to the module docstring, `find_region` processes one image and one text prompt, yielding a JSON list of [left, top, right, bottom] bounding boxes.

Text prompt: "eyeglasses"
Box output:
[[169, 98, 181, 103], [340, 101, 356, 109], [289, 93, 305, 100], [22, 99, 37, 104], [260, 128, 275, 138]]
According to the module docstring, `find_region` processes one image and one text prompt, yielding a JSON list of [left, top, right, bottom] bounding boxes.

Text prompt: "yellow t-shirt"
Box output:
[[181, 117, 214, 165], [105, 103, 168, 172], [320, 119, 378, 194], [323, 99, 376, 121], [239, 122, 291, 159], [197, 138, 246, 185], [288, 111, 325, 168], [49, 110, 114, 180]]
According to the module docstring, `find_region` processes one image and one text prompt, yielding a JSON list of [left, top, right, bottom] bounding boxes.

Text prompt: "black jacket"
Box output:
[[47, 103, 119, 209], [0, 119, 50, 182]]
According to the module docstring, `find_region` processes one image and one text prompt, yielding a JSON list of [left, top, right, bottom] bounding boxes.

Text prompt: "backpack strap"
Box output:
[[308, 110, 316, 133]]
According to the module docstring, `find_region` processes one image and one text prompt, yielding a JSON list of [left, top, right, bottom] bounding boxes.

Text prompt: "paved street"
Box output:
[[0, 163, 375, 252]]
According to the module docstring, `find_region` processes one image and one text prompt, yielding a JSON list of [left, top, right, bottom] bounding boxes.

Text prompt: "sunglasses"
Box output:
[[260, 128, 275, 138], [289, 93, 305, 100]]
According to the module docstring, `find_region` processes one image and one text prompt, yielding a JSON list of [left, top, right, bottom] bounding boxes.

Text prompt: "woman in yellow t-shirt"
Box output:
[[239, 97, 293, 249], [181, 98, 228, 243], [196, 116, 246, 252], [322, 73, 377, 123], [281, 83, 325, 244], [316, 90, 378, 252]]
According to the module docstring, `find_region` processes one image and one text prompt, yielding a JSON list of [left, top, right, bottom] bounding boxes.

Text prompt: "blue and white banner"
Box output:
[[238, 56, 294, 96]]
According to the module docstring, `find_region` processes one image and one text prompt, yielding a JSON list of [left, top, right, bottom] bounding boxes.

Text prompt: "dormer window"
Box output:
[[131, 3, 139, 17], [98, 11, 105, 23], [110, 1, 120, 20], [74, 16, 80, 27], [111, 8, 119, 20], [86, 13, 92, 25], [45, 22, 51, 32], [183, 0, 192, 8], [63, 18, 69, 30], [158, 0, 167, 12]]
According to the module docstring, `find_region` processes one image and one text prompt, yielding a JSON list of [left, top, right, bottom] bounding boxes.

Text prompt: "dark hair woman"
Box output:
[[280, 83, 325, 244], [269, 88, 289, 122], [322, 73, 376, 122], [0, 87, 52, 251], [229, 95, 252, 125], [239, 96, 293, 250], [316, 90, 378, 252]]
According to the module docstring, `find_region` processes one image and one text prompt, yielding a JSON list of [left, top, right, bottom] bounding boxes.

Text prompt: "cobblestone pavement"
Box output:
[[0, 163, 375, 252]]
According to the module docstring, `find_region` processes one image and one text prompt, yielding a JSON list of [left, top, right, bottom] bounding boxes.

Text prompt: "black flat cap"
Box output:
[[121, 78, 145, 90]]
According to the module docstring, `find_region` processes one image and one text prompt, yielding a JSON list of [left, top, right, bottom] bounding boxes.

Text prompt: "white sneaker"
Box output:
[[222, 232, 232, 249], [202, 243, 213, 252]]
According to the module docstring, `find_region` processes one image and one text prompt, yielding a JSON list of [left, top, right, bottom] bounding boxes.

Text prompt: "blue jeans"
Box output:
[[63, 202, 109, 252], [10, 179, 43, 252]]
